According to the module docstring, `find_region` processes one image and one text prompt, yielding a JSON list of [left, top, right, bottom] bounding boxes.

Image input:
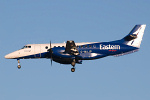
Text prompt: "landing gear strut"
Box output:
[[17, 59, 21, 69], [71, 59, 76, 72]]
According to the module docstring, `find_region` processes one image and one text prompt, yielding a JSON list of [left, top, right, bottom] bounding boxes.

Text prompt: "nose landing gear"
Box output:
[[71, 59, 76, 72], [17, 59, 21, 69]]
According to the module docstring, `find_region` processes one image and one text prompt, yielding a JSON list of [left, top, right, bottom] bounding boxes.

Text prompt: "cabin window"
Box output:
[[45, 46, 48, 49], [85, 45, 87, 48], [81, 45, 83, 48], [89, 45, 92, 48], [62, 46, 64, 47]]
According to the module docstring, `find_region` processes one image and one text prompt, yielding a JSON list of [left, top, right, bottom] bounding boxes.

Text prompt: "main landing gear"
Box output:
[[71, 59, 76, 72], [17, 59, 21, 69]]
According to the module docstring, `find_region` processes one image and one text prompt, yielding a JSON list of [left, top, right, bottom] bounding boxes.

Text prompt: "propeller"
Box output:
[[47, 41, 53, 66]]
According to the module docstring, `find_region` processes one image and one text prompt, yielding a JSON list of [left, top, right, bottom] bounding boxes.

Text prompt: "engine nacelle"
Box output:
[[52, 47, 74, 58]]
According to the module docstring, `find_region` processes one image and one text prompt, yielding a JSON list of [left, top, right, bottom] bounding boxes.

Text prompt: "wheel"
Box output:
[[71, 68, 75, 72], [17, 65, 21, 69]]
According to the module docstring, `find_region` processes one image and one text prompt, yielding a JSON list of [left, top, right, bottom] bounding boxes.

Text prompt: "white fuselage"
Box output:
[[5, 42, 96, 59]]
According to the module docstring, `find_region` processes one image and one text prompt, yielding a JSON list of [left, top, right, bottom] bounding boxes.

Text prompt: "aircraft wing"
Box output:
[[65, 40, 79, 56]]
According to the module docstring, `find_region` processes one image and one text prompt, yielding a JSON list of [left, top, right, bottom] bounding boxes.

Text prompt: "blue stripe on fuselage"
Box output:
[[16, 42, 138, 60], [78, 42, 137, 53]]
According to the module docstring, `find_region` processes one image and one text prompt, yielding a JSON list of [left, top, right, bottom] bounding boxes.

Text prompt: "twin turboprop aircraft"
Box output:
[[5, 25, 146, 72]]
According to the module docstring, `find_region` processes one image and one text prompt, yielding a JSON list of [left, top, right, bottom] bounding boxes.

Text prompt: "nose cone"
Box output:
[[5, 53, 14, 59], [5, 51, 20, 59], [5, 54, 9, 59]]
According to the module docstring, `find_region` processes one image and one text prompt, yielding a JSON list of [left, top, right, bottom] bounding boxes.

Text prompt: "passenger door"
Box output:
[[34, 45, 41, 58]]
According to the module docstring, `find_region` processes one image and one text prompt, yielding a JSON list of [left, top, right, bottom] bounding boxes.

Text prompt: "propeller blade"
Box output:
[[50, 41, 51, 49], [51, 59, 52, 66], [50, 41, 52, 66]]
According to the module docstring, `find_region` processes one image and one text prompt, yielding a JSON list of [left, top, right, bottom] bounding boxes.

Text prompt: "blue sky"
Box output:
[[0, 0, 150, 100]]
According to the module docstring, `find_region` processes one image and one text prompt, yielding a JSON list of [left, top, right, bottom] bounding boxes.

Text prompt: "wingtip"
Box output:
[[136, 24, 146, 26]]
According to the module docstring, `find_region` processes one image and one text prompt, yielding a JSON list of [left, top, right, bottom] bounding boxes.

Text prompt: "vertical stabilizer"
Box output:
[[123, 24, 146, 48]]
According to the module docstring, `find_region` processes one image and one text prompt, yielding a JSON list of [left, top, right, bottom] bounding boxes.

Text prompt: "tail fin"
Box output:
[[122, 24, 146, 48]]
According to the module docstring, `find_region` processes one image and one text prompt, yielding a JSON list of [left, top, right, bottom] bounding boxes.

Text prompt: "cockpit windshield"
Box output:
[[22, 46, 31, 49]]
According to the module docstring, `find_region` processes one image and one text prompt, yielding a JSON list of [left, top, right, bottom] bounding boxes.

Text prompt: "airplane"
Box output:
[[5, 24, 146, 72]]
